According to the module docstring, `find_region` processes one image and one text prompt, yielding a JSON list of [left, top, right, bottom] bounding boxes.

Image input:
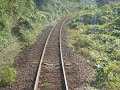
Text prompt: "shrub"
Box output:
[[74, 35, 94, 48], [0, 32, 13, 51], [98, 16, 109, 25], [0, 20, 5, 30], [80, 14, 94, 25], [94, 62, 117, 87], [112, 30, 120, 37], [69, 22, 78, 29], [113, 7, 120, 15], [88, 25, 101, 34], [0, 66, 17, 86], [18, 17, 33, 29]]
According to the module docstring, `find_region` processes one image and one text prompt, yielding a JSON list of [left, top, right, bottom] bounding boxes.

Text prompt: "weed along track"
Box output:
[[34, 18, 69, 90]]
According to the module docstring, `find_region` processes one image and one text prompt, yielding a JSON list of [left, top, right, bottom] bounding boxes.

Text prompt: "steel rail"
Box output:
[[33, 24, 56, 90], [34, 18, 69, 90], [59, 18, 69, 90]]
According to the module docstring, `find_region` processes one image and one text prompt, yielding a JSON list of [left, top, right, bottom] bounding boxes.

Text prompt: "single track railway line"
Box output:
[[34, 18, 69, 90]]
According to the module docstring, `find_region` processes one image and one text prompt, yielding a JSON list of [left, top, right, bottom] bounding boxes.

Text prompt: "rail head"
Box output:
[[59, 18, 69, 90]]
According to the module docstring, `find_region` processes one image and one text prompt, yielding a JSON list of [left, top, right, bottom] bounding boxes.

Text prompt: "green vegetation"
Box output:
[[0, 66, 17, 86], [0, 0, 39, 86], [41, 82, 51, 88], [68, 1, 120, 90]]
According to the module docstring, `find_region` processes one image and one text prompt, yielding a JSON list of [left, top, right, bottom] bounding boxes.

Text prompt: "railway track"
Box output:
[[34, 18, 69, 90]]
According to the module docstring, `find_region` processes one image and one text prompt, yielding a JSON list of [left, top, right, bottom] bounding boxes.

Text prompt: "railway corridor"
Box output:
[[34, 19, 69, 90]]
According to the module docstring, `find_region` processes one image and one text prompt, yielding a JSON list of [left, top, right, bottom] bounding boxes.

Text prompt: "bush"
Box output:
[[98, 16, 109, 25], [113, 7, 120, 15], [0, 32, 13, 51], [0, 66, 17, 86], [74, 35, 94, 48], [0, 20, 6, 30], [18, 17, 33, 29], [88, 25, 101, 34], [69, 20, 78, 29], [112, 30, 120, 37], [80, 14, 94, 25]]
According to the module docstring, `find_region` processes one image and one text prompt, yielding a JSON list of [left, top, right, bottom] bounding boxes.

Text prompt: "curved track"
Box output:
[[34, 18, 69, 90]]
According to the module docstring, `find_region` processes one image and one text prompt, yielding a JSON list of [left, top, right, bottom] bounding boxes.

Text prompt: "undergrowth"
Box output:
[[0, 66, 17, 86], [68, 1, 120, 90]]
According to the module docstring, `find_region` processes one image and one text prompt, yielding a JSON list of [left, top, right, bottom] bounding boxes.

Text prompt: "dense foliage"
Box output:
[[68, 1, 120, 89]]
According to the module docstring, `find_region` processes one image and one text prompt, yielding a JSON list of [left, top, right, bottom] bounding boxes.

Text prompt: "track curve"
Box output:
[[34, 18, 69, 90]]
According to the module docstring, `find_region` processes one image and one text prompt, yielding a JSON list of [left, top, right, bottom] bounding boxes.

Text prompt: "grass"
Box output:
[[109, 82, 120, 86], [0, 66, 17, 86], [41, 82, 51, 88], [0, 38, 20, 86]]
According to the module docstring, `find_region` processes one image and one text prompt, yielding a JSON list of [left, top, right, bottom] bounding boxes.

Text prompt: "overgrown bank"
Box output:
[[68, 1, 120, 90]]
